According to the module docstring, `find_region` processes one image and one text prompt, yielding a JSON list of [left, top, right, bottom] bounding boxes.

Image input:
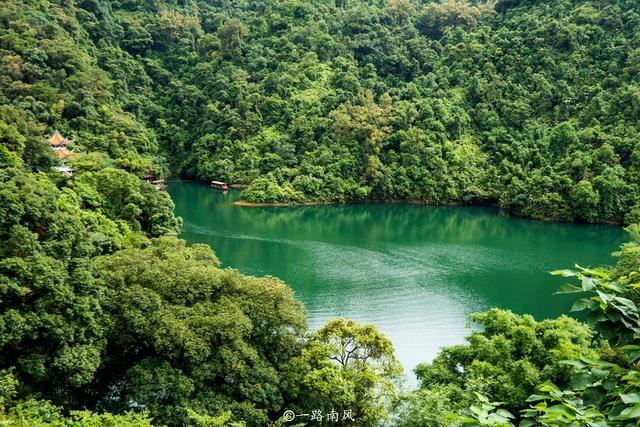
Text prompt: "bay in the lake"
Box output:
[[168, 180, 627, 383]]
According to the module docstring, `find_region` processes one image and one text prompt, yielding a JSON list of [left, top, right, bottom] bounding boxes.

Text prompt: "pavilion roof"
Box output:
[[49, 130, 72, 147]]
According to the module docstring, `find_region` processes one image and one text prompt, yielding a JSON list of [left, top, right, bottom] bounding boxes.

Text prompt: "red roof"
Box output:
[[49, 130, 71, 147], [55, 148, 76, 160]]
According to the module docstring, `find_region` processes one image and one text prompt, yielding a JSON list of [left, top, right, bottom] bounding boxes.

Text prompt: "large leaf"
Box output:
[[551, 269, 578, 277], [582, 386, 606, 406], [620, 393, 640, 404], [581, 276, 597, 291], [570, 298, 593, 312], [569, 373, 592, 389], [544, 404, 574, 417], [554, 282, 582, 294], [610, 403, 640, 420]]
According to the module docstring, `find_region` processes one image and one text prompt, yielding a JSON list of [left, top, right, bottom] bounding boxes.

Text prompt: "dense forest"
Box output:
[[1, 0, 640, 425], [2, 0, 640, 222]]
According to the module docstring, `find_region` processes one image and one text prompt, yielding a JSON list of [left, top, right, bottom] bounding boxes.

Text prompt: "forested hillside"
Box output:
[[1, 0, 405, 424], [2, 0, 640, 425], [3, 0, 640, 222]]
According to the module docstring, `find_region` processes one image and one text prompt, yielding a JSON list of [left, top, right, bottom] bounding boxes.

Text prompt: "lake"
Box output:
[[168, 180, 627, 384]]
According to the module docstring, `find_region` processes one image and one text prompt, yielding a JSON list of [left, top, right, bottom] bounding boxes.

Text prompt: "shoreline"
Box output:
[[231, 198, 622, 226], [168, 178, 624, 226], [233, 198, 472, 208]]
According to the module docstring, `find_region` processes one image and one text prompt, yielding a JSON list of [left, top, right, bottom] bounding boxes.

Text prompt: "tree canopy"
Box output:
[[2, 0, 640, 222], [2, 0, 640, 424]]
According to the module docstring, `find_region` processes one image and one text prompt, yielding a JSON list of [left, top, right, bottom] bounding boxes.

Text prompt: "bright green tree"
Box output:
[[299, 319, 402, 426]]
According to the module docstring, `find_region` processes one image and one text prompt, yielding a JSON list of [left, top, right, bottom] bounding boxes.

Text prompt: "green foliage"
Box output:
[[3, 0, 637, 221], [297, 319, 402, 426], [1, 370, 154, 425], [65, 0, 639, 223], [394, 384, 466, 427], [0, 134, 400, 425], [241, 175, 306, 204], [612, 224, 640, 301], [0, 171, 115, 401], [454, 393, 515, 427], [0, 370, 18, 409], [520, 267, 640, 426], [2, 0, 640, 424], [87, 237, 307, 425], [552, 266, 639, 345], [2, 170, 398, 425], [0, 0, 162, 172], [0, 184, 400, 425], [403, 309, 595, 419], [570, 180, 600, 223], [2, 400, 154, 426], [521, 382, 609, 427], [401, 232, 640, 427], [73, 167, 181, 237]]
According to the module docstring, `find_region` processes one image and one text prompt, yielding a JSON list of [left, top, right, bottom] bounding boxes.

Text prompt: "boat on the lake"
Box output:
[[211, 180, 229, 191]]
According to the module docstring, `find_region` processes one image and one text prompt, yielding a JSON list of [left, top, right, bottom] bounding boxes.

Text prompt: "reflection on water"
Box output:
[[169, 180, 627, 384]]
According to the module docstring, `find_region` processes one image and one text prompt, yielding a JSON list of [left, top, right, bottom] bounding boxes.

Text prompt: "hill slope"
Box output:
[[2, 0, 640, 222]]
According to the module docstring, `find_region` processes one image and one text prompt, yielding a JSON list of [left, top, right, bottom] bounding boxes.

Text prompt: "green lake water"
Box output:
[[168, 180, 627, 382]]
